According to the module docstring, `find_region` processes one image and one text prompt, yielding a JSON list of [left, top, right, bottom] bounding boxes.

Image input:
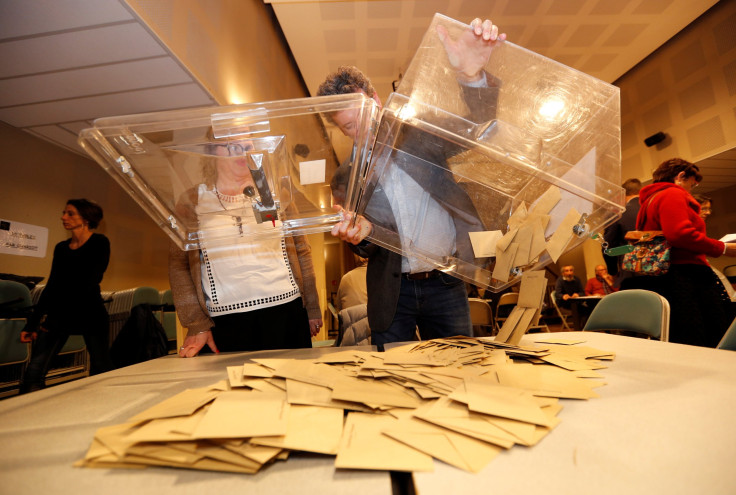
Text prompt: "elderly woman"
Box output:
[[169, 141, 322, 357], [623, 158, 736, 347]]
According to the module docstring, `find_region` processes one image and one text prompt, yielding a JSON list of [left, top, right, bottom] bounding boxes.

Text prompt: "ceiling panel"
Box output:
[[0, 83, 213, 128], [0, 57, 191, 107], [0, 23, 167, 78], [0, 0, 133, 38], [0, 0, 215, 155]]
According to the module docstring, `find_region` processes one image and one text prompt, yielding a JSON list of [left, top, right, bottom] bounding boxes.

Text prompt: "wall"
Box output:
[[124, 0, 307, 104], [616, 0, 736, 181], [0, 122, 171, 292]]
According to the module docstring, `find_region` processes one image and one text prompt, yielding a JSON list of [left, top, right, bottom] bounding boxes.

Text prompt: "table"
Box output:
[[568, 295, 603, 330], [3, 334, 735, 495], [0, 346, 391, 495], [413, 332, 736, 495]]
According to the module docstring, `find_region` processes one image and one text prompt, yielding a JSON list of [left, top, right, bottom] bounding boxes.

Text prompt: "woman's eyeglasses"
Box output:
[[219, 143, 254, 156]]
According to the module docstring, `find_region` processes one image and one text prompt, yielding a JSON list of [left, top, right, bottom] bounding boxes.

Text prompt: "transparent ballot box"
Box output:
[[78, 94, 379, 250], [356, 14, 624, 291]]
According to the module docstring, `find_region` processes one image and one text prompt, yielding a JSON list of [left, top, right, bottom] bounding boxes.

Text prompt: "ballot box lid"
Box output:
[[78, 93, 379, 250]]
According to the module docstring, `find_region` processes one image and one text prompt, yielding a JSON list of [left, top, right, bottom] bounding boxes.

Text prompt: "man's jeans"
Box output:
[[372, 272, 471, 350]]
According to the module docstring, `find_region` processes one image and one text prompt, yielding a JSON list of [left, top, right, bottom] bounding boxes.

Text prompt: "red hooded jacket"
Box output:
[[637, 182, 724, 266]]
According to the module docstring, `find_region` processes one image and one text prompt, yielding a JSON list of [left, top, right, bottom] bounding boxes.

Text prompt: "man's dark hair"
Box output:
[[622, 178, 641, 196], [317, 66, 375, 98], [67, 198, 103, 229]]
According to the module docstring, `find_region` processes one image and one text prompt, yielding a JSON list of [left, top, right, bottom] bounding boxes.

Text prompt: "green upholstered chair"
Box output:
[[583, 289, 670, 341], [717, 317, 736, 351]]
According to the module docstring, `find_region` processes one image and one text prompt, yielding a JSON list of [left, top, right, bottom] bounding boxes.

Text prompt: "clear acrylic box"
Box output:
[[78, 94, 379, 250], [355, 13, 624, 291]]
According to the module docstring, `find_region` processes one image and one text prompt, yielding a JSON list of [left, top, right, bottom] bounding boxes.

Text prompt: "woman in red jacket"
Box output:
[[624, 158, 736, 346]]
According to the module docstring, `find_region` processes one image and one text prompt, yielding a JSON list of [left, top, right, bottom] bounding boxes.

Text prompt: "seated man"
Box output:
[[555, 265, 584, 310], [585, 264, 619, 296]]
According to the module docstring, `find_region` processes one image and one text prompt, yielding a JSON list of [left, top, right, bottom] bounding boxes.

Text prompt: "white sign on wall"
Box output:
[[0, 219, 48, 258]]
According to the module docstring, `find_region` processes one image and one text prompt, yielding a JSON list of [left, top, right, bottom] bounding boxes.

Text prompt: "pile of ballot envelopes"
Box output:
[[77, 333, 613, 474]]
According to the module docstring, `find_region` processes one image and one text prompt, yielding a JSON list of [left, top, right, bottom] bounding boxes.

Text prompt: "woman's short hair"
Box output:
[[67, 199, 103, 229], [693, 193, 712, 206], [652, 157, 703, 184]]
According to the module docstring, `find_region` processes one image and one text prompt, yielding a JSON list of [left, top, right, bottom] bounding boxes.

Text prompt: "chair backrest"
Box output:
[[717, 317, 736, 351], [0, 280, 33, 313], [468, 298, 493, 326], [723, 264, 736, 281], [0, 281, 33, 366], [583, 289, 670, 341], [497, 292, 519, 308], [132, 286, 161, 307], [160, 289, 173, 306]]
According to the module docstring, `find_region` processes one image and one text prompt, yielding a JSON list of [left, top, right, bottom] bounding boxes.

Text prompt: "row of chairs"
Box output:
[[469, 292, 550, 337], [0, 281, 178, 396], [473, 287, 736, 350]]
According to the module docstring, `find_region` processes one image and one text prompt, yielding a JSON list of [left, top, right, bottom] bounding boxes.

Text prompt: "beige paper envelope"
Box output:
[[507, 202, 528, 229], [495, 305, 525, 343], [496, 227, 519, 252], [93, 421, 145, 457], [469, 230, 504, 257], [270, 359, 336, 388], [129, 387, 221, 422], [507, 307, 539, 346], [251, 405, 344, 454], [222, 442, 283, 465], [512, 223, 534, 267], [227, 366, 247, 387], [517, 271, 547, 308], [528, 217, 548, 261], [195, 443, 265, 471], [243, 378, 288, 393], [314, 350, 370, 364], [413, 397, 517, 449], [335, 412, 434, 472], [192, 391, 289, 439], [242, 362, 275, 378], [492, 242, 519, 283], [125, 415, 200, 444], [383, 416, 502, 473], [545, 208, 580, 263], [495, 363, 600, 400], [463, 379, 556, 427], [529, 185, 561, 216], [126, 443, 203, 465], [331, 375, 422, 409]]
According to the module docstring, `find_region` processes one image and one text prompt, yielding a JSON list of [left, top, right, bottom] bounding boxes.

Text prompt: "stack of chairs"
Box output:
[[0, 280, 33, 397]]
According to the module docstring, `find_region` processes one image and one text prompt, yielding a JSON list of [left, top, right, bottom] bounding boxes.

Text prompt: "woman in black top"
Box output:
[[20, 199, 113, 393]]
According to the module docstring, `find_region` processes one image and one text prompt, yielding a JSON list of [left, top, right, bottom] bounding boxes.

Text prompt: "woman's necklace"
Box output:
[[214, 186, 244, 235]]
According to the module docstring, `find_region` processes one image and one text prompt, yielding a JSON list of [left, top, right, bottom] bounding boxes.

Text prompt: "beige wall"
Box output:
[[124, 0, 307, 104], [616, 0, 736, 181], [555, 0, 736, 279], [0, 121, 171, 292]]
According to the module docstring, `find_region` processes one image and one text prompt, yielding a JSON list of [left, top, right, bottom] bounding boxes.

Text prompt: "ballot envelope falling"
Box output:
[[78, 13, 623, 292]]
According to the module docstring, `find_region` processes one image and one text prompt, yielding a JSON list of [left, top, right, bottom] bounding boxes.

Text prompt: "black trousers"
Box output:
[[621, 264, 734, 347], [210, 297, 312, 352], [20, 321, 113, 394]]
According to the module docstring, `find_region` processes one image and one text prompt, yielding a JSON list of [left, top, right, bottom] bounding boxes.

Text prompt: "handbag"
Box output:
[[621, 230, 671, 276]]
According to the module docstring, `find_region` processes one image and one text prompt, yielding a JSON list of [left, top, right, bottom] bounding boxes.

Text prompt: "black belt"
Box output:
[[402, 270, 440, 280]]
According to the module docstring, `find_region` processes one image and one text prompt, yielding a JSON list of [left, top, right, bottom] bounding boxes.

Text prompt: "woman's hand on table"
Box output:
[[309, 318, 323, 337], [179, 330, 219, 358]]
